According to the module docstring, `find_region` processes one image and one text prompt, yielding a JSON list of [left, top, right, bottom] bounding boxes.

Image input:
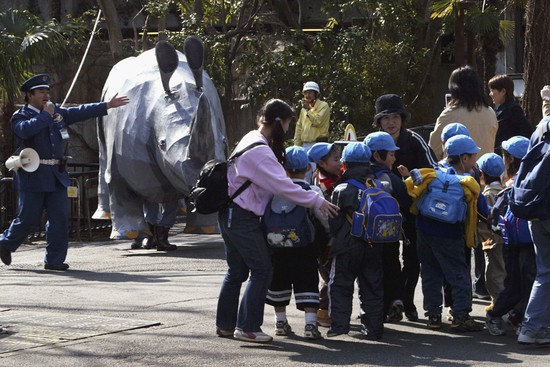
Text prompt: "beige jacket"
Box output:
[[429, 105, 498, 160]]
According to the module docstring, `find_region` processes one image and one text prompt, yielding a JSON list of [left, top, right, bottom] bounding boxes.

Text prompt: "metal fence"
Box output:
[[0, 163, 110, 242]]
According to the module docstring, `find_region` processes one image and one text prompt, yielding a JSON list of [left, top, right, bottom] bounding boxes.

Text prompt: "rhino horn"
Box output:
[[155, 41, 179, 95], [183, 36, 204, 90]]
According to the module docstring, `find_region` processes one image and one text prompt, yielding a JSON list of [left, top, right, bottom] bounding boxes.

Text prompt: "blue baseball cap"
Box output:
[[445, 134, 481, 156], [501, 136, 530, 159], [285, 146, 309, 170], [363, 132, 400, 152], [477, 153, 505, 177], [307, 142, 333, 163], [441, 122, 470, 142], [341, 143, 372, 163]]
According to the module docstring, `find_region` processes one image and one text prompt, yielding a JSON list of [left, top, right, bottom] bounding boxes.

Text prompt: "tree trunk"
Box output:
[[522, 0, 550, 125], [97, 0, 124, 62]]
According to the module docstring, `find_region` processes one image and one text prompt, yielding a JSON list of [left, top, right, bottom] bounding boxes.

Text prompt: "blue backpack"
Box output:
[[262, 181, 314, 248], [417, 170, 467, 224], [509, 119, 550, 221], [492, 188, 532, 246], [346, 178, 402, 244]]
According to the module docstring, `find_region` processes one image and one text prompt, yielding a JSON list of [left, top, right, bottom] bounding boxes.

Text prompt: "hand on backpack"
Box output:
[[320, 200, 339, 218]]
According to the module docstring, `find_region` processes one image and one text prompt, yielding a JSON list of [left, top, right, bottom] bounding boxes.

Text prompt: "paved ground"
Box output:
[[1, 227, 548, 367]]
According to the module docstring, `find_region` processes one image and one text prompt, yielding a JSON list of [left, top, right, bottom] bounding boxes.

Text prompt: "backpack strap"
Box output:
[[227, 141, 266, 202], [346, 178, 366, 190]]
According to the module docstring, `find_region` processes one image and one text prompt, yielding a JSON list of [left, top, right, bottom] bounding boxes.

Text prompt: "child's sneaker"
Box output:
[[216, 328, 235, 337], [451, 315, 484, 332], [275, 320, 292, 336], [326, 329, 347, 337], [387, 300, 404, 323], [233, 329, 273, 343], [304, 324, 322, 340], [427, 314, 442, 330], [485, 316, 505, 336], [502, 310, 522, 332]]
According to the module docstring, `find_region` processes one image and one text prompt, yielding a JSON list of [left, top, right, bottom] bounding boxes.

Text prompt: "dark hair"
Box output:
[[317, 145, 340, 180], [488, 74, 515, 103], [447, 153, 474, 166], [343, 161, 370, 169], [24, 90, 34, 103], [257, 99, 295, 164], [482, 173, 501, 185], [448, 66, 490, 111], [370, 150, 389, 162], [502, 149, 521, 177]]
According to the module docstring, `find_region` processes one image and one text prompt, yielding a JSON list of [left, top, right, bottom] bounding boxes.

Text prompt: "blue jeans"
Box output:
[[216, 204, 272, 332], [417, 230, 472, 317], [522, 219, 550, 333], [143, 200, 178, 227]]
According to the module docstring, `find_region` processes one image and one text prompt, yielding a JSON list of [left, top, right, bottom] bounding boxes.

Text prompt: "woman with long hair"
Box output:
[[429, 65, 498, 161], [215, 99, 339, 343]]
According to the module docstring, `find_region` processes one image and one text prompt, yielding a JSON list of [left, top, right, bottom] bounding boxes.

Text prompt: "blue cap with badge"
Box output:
[[21, 74, 51, 92], [285, 146, 309, 171]]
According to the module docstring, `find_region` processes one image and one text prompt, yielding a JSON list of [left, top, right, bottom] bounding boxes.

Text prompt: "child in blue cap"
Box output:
[[264, 146, 327, 340], [484, 135, 536, 336], [364, 132, 411, 323], [307, 142, 341, 327], [476, 153, 506, 312], [399, 134, 487, 332], [327, 143, 385, 339]]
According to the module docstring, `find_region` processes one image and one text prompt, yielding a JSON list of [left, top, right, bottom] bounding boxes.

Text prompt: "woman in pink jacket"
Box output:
[[215, 99, 338, 343]]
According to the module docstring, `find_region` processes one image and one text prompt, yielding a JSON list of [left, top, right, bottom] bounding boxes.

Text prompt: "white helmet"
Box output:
[[303, 81, 320, 93]]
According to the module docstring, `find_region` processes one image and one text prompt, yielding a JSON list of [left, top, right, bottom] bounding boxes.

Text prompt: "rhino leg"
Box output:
[[93, 114, 111, 220]]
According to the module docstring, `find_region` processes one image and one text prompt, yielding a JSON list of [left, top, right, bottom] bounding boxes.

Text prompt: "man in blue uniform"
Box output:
[[0, 74, 129, 270]]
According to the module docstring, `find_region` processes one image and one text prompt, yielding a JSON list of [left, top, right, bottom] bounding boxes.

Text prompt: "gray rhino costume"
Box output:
[[93, 38, 227, 239]]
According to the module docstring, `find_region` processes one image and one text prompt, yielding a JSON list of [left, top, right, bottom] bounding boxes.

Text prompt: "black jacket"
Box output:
[[494, 100, 533, 154], [394, 128, 438, 176]]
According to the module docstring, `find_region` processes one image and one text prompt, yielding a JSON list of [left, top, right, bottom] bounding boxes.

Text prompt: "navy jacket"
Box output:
[[11, 102, 108, 192]]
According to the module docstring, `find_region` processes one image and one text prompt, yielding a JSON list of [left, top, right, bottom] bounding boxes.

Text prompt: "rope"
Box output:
[[61, 9, 102, 107]]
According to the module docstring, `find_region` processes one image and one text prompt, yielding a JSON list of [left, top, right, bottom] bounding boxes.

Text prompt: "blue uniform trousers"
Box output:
[[0, 188, 68, 265]]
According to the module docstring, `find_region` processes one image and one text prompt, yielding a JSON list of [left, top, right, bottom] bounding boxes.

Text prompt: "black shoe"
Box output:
[[405, 310, 419, 322], [44, 263, 70, 271], [130, 239, 143, 249], [0, 245, 12, 265], [156, 242, 177, 251], [427, 314, 442, 329]]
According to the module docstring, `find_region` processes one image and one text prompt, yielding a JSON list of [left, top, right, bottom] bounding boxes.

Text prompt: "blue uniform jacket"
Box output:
[[11, 102, 108, 192]]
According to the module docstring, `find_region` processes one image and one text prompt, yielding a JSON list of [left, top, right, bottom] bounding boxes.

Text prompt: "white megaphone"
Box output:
[[5, 148, 40, 172]]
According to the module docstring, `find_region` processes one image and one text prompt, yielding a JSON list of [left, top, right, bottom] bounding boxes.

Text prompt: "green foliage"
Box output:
[[0, 9, 85, 105], [167, 0, 430, 140]]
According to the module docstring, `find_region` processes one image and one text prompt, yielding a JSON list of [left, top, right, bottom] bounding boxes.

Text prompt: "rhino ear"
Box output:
[[155, 41, 179, 95], [183, 36, 204, 90]]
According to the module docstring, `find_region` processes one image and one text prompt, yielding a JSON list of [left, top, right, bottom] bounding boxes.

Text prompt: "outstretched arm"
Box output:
[[107, 93, 130, 109]]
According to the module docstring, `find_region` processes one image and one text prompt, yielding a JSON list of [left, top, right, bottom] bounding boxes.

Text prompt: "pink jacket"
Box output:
[[228, 130, 325, 216]]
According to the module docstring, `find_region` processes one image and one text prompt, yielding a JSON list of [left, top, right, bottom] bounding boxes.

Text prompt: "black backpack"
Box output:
[[189, 142, 265, 214]]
